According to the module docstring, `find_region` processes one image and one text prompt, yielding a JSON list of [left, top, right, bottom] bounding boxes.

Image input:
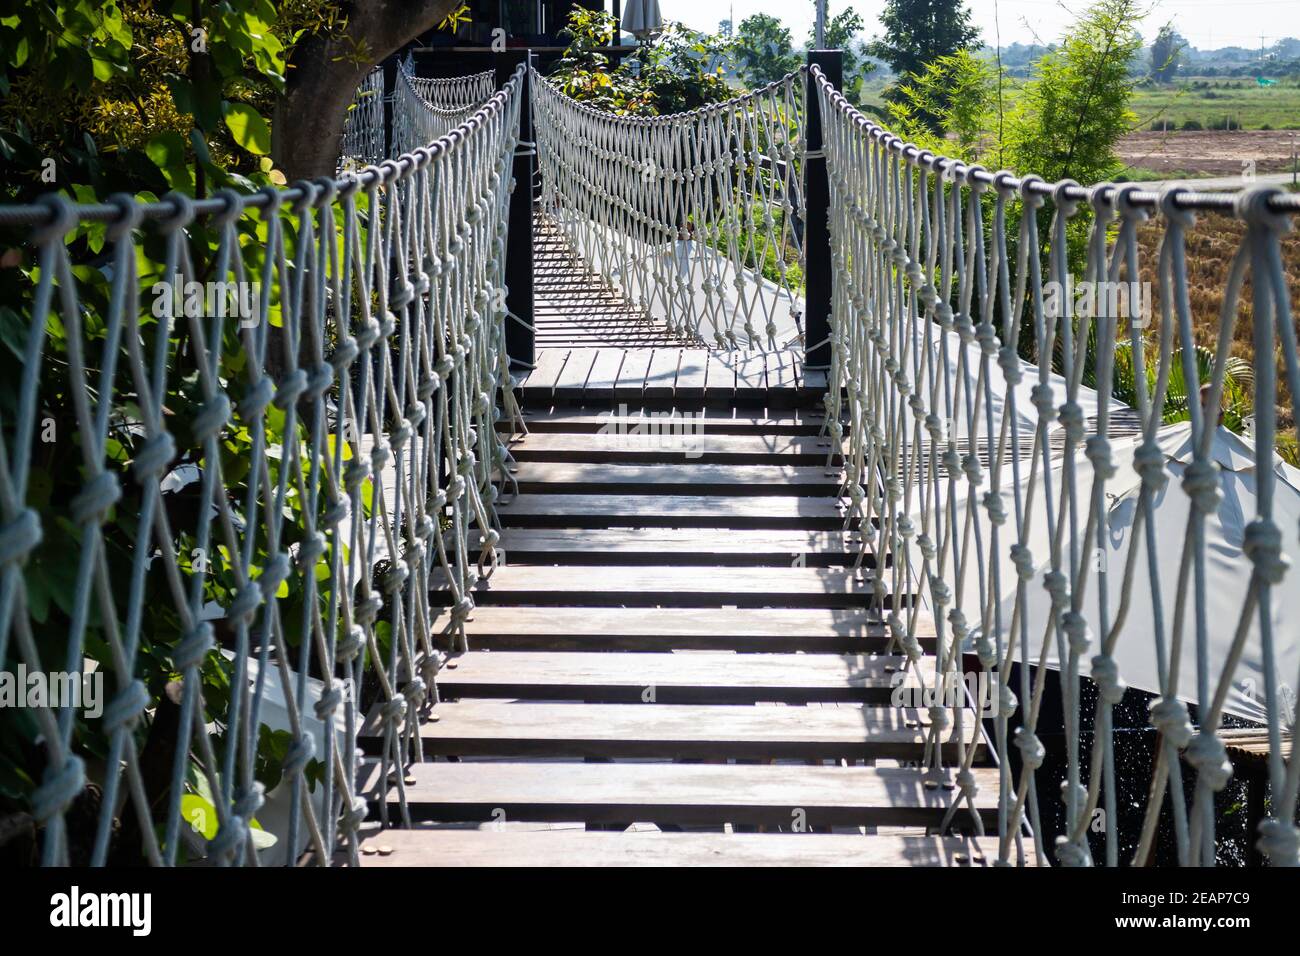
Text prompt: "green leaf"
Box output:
[[145, 131, 194, 193], [181, 794, 219, 840], [223, 103, 271, 156]]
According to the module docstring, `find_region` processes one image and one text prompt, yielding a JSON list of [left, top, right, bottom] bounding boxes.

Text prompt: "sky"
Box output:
[[650, 0, 1300, 51]]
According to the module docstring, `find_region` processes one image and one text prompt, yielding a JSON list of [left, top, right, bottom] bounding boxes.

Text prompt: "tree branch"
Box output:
[[274, 0, 461, 180]]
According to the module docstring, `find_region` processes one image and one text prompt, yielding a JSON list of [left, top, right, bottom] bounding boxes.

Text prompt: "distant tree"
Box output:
[[886, 49, 997, 161], [1151, 24, 1185, 83], [734, 14, 801, 87], [807, 5, 876, 103], [867, 0, 980, 79], [1003, 0, 1143, 186]]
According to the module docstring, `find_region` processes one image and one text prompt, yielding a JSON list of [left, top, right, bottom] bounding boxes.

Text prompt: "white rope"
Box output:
[[813, 65, 1299, 867], [532, 66, 808, 353], [339, 66, 386, 170], [1, 64, 525, 865], [394, 57, 496, 155]]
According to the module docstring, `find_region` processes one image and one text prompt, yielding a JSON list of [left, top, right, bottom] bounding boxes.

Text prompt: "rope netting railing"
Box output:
[[0, 64, 526, 866], [394, 57, 497, 156], [812, 65, 1300, 866], [339, 65, 386, 170], [532, 66, 807, 352]]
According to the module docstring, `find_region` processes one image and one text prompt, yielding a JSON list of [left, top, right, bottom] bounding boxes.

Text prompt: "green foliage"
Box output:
[[1109, 342, 1255, 433], [1001, 0, 1144, 187], [868, 0, 980, 78], [550, 9, 735, 115], [0, 0, 353, 861], [0, 0, 347, 204], [1150, 24, 1185, 84], [734, 14, 800, 89], [809, 5, 876, 105], [886, 50, 996, 161]]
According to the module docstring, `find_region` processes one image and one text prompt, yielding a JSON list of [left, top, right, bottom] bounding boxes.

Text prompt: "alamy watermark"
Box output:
[[0, 665, 103, 718], [1043, 276, 1152, 328], [150, 273, 261, 326], [595, 403, 705, 459], [890, 669, 1001, 719]]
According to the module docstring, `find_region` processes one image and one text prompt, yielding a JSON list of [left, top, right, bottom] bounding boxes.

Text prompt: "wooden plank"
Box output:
[[483, 528, 864, 567], [504, 462, 840, 496], [803, 368, 829, 393], [674, 350, 708, 400], [432, 606, 934, 652], [436, 651, 927, 704], [506, 432, 832, 465], [582, 347, 625, 398], [735, 351, 768, 404], [766, 348, 800, 391], [517, 348, 569, 400], [704, 351, 735, 404], [505, 410, 828, 436], [431, 565, 879, 608], [493, 493, 848, 530], [379, 700, 976, 761], [613, 349, 655, 402], [354, 830, 1023, 867], [361, 761, 1001, 828], [552, 348, 598, 402], [643, 348, 680, 399]]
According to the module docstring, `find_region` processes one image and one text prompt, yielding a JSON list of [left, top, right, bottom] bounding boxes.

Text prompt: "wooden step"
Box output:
[[436, 651, 928, 704], [494, 494, 849, 530], [507, 431, 832, 464], [432, 606, 934, 652], [430, 565, 882, 608], [363, 700, 979, 761], [361, 761, 1000, 828], [354, 829, 1023, 867], [504, 462, 840, 496], [476, 528, 865, 567], [505, 410, 828, 436]]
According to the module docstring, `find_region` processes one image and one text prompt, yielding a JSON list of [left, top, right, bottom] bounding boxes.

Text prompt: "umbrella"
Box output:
[[621, 0, 662, 37]]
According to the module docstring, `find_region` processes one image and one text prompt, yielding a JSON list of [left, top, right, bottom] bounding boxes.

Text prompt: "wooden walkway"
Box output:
[[348, 220, 1011, 868], [354, 390, 1010, 866]]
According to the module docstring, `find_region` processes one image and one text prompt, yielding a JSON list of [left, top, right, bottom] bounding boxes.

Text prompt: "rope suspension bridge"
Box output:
[[3, 48, 1298, 868]]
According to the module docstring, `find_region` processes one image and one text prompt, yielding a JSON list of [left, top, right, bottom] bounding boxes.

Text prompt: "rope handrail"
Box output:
[[532, 64, 809, 351], [393, 58, 497, 155], [531, 65, 808, 125], [809, 64, 1300, 215], [0, 63, 526, 866], [812, 62, 1300, 867]]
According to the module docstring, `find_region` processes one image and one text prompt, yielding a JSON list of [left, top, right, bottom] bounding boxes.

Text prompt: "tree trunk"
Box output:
[[274, 0, 462, 181]]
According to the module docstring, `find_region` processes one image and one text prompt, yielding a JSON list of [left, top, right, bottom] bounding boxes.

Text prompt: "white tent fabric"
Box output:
[[913, 324, 1112, 440], [621, 0, 662, 36], [913, 421, 1300, 724]]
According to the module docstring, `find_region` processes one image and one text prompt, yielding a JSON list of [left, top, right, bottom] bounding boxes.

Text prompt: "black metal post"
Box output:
[[381, 56, 400, 162], [496, 49, 535, 370], [803, 49, 841, 371]]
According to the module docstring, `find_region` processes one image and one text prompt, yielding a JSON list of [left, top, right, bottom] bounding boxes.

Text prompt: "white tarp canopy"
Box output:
[[912, 323, 1113, 440], [914, 421, 1300, 724]]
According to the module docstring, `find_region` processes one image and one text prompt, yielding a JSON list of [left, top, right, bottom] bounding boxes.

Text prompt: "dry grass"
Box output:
[[1135, 214, 1300, 436]]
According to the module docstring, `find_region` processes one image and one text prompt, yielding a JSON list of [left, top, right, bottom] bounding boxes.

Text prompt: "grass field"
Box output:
[[857, 75, 1300, 132], [1133, 77, 1300, 131]]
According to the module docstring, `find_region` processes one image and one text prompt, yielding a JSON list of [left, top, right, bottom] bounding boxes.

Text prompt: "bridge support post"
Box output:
[[381, 56, 400, 163], [803, 49, 841, 372], [496, 49, 535, 371]]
